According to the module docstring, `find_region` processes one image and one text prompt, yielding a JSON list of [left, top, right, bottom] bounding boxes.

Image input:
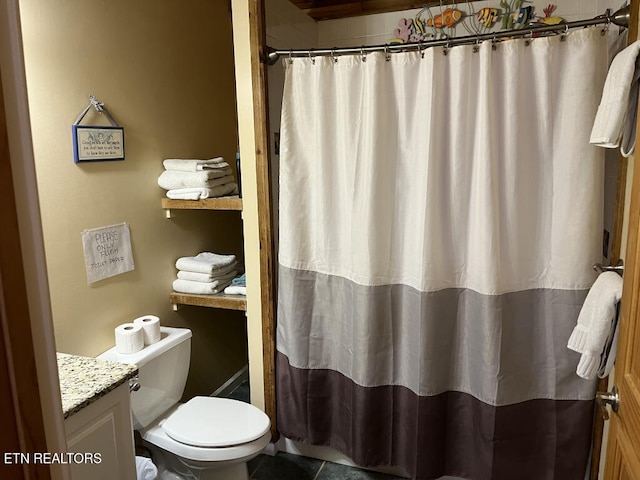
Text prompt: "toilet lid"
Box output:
[[162, 397, 270, 448]]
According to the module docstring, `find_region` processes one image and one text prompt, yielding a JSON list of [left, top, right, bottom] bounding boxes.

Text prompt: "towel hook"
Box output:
[[594, 260, 624, 276]]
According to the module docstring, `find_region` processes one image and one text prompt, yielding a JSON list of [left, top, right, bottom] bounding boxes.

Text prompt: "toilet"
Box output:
[[98, 326, 271, 480]]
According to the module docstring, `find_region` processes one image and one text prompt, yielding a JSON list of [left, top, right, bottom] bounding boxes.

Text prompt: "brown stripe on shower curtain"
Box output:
[[276, 351, 594, 480]]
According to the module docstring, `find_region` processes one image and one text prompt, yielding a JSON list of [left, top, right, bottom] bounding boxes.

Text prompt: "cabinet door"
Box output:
[[65, 383, 136, 480]]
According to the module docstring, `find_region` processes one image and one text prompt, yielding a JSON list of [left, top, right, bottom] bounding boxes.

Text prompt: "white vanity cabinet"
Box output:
[[58, 353, 138, 480], [64, 382, 136, 479]]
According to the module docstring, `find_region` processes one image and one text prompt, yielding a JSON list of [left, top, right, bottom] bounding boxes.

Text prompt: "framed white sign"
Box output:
[[73, 125, 125, 163]]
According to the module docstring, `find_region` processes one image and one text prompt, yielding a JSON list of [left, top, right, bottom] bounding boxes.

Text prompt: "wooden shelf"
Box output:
[[164, 195, 245, 311], [162, 195, 242, 215], [169, 292, 247, 311]]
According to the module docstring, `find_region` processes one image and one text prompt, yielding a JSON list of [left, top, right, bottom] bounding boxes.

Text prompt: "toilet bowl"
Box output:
[[98, 326, 271, 480], [141, 397, 271, 480]]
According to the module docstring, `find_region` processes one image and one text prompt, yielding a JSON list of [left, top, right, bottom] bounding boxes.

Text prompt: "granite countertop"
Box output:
[[57, 353, 138, 419]]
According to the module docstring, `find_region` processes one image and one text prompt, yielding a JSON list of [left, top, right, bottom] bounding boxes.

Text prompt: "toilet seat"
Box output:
[[162, 397, 271, 447], [140, 399, 271, 463]]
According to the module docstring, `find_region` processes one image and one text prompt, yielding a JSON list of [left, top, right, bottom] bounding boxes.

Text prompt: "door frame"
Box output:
[[231, 0, 278, 439], [591, 4, 640, 479], [603, 118, 640, 478], [602, 0, 640, 469], [0, 1, 69, 478]]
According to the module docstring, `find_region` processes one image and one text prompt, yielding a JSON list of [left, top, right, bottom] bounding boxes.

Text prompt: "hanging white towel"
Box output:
[[166, 183, 238, 200], [590, 39, 640, 156], [157, 169, 233, 190], [567, 271, 623, 380], [175, 252, 237, 275], [598, 307, 620, 379], [163, 158, 230, 172]]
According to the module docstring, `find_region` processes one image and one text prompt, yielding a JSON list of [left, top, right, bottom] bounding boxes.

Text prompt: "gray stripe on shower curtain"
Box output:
[[277, 265, 595, 405]]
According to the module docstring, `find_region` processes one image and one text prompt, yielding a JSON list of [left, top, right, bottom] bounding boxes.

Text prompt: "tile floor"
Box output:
[[248, 452, 407, 480], [226, 382, 407, 480]]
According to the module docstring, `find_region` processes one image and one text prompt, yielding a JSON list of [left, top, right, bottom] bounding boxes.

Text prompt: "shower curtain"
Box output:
[[276, 27, 609, 480]]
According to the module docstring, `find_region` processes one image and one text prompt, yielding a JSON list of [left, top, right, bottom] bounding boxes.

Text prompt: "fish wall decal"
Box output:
[[426, 8, 464, 29]]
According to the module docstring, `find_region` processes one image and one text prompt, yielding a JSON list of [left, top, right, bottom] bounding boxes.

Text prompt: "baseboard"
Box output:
[[211, 365, 249, 397], [263, 442, 279, 457], [276, 437, 410, 477]]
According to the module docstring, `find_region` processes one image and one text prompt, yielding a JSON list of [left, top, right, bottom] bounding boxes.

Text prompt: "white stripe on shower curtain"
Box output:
[[277, 27, 609, 480]]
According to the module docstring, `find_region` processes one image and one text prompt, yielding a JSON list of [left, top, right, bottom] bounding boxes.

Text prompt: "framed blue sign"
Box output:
[[72, 95, 125, 163], [72, 125, 125, 163]]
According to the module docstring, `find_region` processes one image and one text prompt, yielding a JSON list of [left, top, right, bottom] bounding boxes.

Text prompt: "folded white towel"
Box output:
[[224, 285, 246, 296], [567, 272, 623, 380], [175, 252, 237, 275], [590, 39, 640, 156], [163, 158, 230, 172], [177, 267, 237, 283], [166, 183, 238, 200], [173, 278, 234, 295], [158, 169, 233, 190]]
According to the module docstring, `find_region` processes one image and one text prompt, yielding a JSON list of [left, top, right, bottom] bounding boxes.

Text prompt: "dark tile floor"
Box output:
[[248, 452, 407, 480], [226, 382, 407, 480]]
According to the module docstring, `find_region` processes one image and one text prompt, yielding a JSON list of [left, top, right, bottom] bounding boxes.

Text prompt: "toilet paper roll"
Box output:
[[115, 323, 144, 354], [133, 315, 161, 345]]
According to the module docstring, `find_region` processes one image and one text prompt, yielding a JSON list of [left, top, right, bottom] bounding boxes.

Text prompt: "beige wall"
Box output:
[[19, 0, 247, 399]]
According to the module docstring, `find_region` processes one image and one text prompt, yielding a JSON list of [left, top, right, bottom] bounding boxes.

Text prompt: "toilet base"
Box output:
[[145, 439, 251, 480], [157, 462, 248, 480]]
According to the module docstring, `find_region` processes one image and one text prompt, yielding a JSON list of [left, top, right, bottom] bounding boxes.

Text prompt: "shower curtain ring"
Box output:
[[524, 30, 533, 46], [384, 44, 391, 62], [473, 35, 481, 53], [331, 48, 338, 63], [288, 49, 293, 64], [308, 49, 315, 64], [419, 40, 425, 58], [491, 35, 498, 50], [361, 47, 367, 62], [560, 24, 569, 41], [443, 39, 451, 56]]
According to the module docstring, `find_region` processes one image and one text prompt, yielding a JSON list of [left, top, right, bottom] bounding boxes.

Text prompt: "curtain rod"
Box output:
[[265, 5, 629, 65]]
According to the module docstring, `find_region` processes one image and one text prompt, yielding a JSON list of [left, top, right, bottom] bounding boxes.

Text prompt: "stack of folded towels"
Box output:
[[224, 273, 246, 296], [173, 252, 238, 295], [158, 158, 238, 200]]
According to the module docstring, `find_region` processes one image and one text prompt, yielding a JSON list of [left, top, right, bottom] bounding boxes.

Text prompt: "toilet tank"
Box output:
[[97, 326, 191, 430]]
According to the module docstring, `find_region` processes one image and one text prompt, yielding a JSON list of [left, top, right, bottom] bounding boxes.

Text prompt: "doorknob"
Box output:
[[596, 386, 619, 420]]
